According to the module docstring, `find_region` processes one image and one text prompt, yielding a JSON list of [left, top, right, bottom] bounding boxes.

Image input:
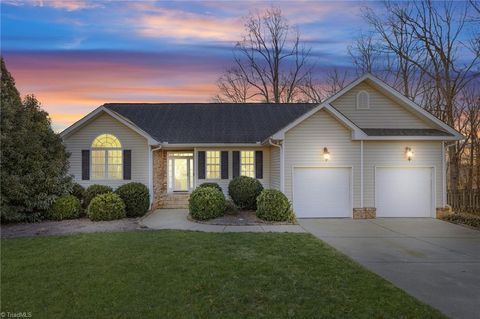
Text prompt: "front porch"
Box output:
[[152, 150, 193, 209]]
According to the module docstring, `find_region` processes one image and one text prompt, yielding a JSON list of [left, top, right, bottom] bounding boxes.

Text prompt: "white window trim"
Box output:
[[240, 150, 256, 178], [356, 90, 370, 109], [90, 134, 123, 180], [205, 150, 221, 180]]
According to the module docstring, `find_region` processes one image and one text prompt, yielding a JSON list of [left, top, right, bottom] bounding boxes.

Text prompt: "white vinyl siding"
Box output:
[[64, 112, 149, 189], [195, 147, 270, 195], [270, 146, 281, 190], [283, 109, 361, 208], [363, 141, 443, 208], [332, 82, 433, 129]]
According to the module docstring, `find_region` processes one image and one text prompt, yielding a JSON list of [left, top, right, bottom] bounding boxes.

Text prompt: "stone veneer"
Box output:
[[353, 207, 376, 219], [436, 206, 453, 219], [152, 150, 168, 209]]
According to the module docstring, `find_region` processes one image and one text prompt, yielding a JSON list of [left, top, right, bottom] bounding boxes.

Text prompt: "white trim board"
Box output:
[[269, 73, 463, 142], [271, 103, 368, 140], [60, 106, 160, 145]]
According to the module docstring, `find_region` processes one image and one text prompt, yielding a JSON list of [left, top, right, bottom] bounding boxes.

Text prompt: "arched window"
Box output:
[[91, 134, 122, 180], [356, 90, 370, 109]]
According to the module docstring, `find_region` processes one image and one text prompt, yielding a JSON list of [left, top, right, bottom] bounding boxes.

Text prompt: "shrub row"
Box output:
[[442, 212, 480, 229], [48, 182, 150, 221], [189, 178, 294, 222]]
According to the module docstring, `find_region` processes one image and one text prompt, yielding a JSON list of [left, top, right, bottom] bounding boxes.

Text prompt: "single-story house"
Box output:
[[61, 74, 462, 218]]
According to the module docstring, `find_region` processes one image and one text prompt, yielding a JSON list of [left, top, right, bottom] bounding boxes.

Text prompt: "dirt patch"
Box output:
[[190, 210, 295, 226], [1, 218, 145, 239]]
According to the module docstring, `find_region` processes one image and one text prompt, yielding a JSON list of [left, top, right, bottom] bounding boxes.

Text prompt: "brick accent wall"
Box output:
[[152, 150, 168, 209], [353, 207, 376, 219]]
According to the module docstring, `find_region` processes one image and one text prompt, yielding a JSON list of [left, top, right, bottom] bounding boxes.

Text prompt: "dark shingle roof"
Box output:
[[362, 128, 452, 137], [105, 103, 315, 144]]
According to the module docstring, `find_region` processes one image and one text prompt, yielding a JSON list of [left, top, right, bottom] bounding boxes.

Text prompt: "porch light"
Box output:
[[405, 147, 414, 161], [323, 147, 330, 162]]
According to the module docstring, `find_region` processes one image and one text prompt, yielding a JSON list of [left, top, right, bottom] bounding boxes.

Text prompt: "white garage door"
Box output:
[[376, 167, 433, 217], [293, 167, 351, 218]]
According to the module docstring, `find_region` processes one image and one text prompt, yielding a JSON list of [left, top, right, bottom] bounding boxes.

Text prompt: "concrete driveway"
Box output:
[[298, 218, 480, 319]]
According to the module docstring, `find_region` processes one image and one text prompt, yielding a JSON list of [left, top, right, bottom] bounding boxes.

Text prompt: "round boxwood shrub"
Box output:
[[115, 182, 150, 217], [48, 195, 81, 221], [256, 189, 293, 222], [198, 182, 223, 193], [228, 176, 263, 210], [87, 192, 126, 221], [71, 183, 85, 202], [189, 187, 225, 220], [84, 184, 113, 208]]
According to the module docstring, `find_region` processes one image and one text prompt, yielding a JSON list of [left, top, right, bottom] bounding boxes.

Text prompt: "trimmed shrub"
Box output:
[[224, 199, 238, 215], [228, 176, 263, 210], [256, 189, 294, 222], [442, 213, 480, 229], [198, 182, 223, 193], [189, 187, 225, 220], [87, 192, 126, 221], [71, 183, 85, 202], [84, 184, 113, 208], [115, 182, 150, 217], [47, 195, 81, 221]]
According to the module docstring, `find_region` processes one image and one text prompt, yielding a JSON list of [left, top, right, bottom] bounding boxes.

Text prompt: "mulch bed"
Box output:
[[190, 210, 295, 226]]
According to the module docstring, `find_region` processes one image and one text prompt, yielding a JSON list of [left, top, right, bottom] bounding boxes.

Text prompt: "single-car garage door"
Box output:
[[293, 167, 351, 218], [376, 167, 433, 217]]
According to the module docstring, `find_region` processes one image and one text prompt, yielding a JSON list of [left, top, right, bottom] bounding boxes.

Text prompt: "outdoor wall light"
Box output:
[[323, 147, 330, 161], [405, 147, 414, 161]]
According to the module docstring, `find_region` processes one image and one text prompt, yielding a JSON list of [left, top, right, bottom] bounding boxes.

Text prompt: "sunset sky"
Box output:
[[3, 0, 376, 131]]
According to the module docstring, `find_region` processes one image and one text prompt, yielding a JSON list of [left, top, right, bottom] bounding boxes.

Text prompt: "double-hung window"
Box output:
[[91, 134, 122, 180], [206, 151, 220, 179], [240, 151, 255, 178]]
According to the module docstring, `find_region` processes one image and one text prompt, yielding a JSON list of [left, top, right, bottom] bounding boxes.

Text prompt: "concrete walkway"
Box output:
[[298, 218, 480, 319], [140, 209, 305, 233]]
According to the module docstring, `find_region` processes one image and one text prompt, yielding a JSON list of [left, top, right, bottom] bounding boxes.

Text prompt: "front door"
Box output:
[[168, 152, 194, 192]]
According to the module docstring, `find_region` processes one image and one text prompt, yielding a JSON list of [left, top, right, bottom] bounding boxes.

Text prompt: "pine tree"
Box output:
[[1, 57, 72, 222]]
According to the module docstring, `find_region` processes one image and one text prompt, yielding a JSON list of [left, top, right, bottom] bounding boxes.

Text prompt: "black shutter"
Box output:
[[198, 151, 206, 179], [221, 151, 229, 179], [81, 150, 90, 180], [255, 150, 263, 179], [123, 150, 132, 180], [232, 151, 240, 178]]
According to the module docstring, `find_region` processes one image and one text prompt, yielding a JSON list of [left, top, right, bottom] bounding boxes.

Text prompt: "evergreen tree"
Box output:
[[1, 57, 72, 222]]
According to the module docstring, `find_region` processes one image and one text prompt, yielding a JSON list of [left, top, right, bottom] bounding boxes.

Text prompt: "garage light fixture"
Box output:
[[405, 147, 414, 161], [323, 147, 330, 162]]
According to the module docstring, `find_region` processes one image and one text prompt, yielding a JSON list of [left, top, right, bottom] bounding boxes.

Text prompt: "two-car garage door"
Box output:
[[376, 167, 433, 217], [293, 166, 433, 218], [293, 167, 352, 218]]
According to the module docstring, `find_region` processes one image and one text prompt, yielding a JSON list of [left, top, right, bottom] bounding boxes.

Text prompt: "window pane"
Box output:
[[240, 151, 255, 178], [91, 150, 106, 179], [206, 151, 220, 179], [107, 150, 122, 179], [92, 134, 121, 148]]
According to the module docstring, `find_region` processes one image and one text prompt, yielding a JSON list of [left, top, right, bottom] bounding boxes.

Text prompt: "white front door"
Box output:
[[168, 152, 194, 192], [376, 167, 433, 217], [293, 167, 352, 218]]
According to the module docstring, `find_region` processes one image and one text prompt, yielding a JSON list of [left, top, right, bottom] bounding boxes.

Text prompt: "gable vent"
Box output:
[[356, 90, 370, 109]]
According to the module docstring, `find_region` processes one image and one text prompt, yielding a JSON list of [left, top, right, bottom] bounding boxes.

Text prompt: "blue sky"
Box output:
[[1, 0, 389, 130]]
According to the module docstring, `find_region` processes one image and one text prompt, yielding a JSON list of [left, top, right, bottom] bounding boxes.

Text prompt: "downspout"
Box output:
[[269, 138, 284, 192], [360, 140, 364, 208]]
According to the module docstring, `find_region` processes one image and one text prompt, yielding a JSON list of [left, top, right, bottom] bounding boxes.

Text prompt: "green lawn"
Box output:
[[1, 231, 444, 318]]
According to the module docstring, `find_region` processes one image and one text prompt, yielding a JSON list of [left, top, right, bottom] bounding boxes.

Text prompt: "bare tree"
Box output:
[[215, 7, 313, 103], [354, 0, 480, 191], [299, 68, 350, 103]]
